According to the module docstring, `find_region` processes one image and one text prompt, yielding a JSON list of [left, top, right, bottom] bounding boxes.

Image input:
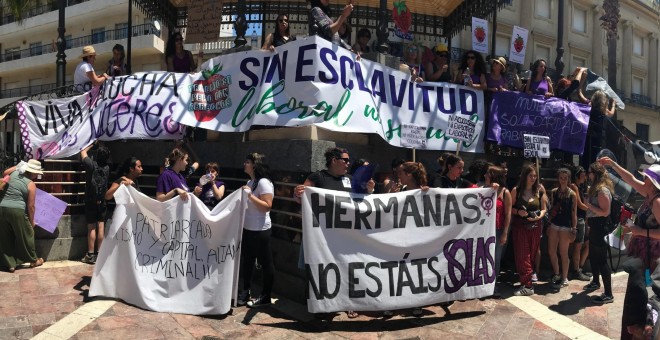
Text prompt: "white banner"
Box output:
[[88, 186, 246, 315], [17, 73, 186, 159], [471, 17, 489, 54], [509, 26, 529, 64], [302, 187, 497, 313], [177, 36, 486, 152]]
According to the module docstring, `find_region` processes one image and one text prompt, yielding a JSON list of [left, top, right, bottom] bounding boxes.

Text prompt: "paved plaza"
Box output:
[[0, 261, 628, 339]]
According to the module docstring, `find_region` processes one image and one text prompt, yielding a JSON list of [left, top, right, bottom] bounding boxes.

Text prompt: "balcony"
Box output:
[[630, 93, 655, 109], [0, 23, 160, 64], [0, 0, 90, 26]]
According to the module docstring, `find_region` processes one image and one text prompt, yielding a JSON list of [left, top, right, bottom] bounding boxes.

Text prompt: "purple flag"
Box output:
[[487, 92, 591, 155]]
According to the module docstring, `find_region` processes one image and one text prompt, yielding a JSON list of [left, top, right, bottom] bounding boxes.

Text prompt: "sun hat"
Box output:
[[79, 46, 96, 58], [492, 56, 507, 69], [433, 44, 448, 54], [640, 164, 660, 191], [24, 159, 44, 175]]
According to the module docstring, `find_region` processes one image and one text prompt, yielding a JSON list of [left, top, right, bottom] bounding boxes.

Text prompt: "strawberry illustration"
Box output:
[[192, 65, 231, 122], [474, 26, 486, 43], [392, 0, 412, 34], [514, 35, 524, 53]]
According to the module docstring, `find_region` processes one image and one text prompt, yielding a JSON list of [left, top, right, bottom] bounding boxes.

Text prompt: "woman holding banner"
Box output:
[[510, 165, 547, 296], [582, 162, 614, 304], [238, 153, 275, 308], [597, 157, 660, 339], [483, 165, 511, 298], [262, 14, 295, 51], [156, 148, 200, 202], [105, 157, 143, 200], [525, 59, 554, 98], [453, 50, 486, 90]]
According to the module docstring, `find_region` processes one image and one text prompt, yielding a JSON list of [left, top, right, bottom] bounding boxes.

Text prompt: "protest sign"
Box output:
[[471, 17, 488, 54], [88, 186, 246, 315], [509, 26, 528, 64], [301, 187, 496, 313], [18, 73, 186, 159], [446, 115, 477, 143], [185, 0, 223, 44], [523, 134, 550, 158], [400, 124, 427, 149], [487, 91, 590, 154], [178, 36, 486, 153], [34, 189, 67, 233]]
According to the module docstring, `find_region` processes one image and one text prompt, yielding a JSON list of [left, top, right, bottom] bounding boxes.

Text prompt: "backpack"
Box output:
[[607, 194, 634, 234], [90, 164, 109, 201]]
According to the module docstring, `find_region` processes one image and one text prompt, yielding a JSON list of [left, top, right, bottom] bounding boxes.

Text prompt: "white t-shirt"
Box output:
[[74, 61, 94, 86], [244, 178, 274, 231]]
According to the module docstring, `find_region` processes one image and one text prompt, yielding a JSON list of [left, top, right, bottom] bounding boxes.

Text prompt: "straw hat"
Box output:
[[79, 46, 96, 58], [24, 159, 44, 175], [492, 57, 507, 69], [433, 44, 448, 54], [640, 164, 660, 191]]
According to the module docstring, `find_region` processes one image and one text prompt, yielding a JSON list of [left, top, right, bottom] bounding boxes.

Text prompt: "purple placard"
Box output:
[[35, 189, 67, 233], [487, 92, 591, 154]]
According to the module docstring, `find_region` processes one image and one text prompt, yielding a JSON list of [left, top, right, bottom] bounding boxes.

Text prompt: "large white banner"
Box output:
[[301, 187, 497, 313], [17, 72, 187, 159], [89, 186, 246, 315], [176, 36, 486, 152]]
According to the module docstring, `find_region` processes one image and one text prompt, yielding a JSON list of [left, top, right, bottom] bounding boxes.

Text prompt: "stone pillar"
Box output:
[[520, 0, 533, 67], [649, 33, 658, 104], [622, 20, 633, 96], [591, 5, 603, 74]]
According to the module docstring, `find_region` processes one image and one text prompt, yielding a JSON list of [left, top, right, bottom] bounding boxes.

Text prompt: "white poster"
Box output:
[[182, 36, 486, 153], [446, 115, 477, 143], [523, 134, 551, 158], [89, 186, 246, 315], [301, 187, 497, 313], [18, 73, 187, 159], [400, 123, 427, 149], [509, 26, 529, 64], [471, 17, 489, 54]]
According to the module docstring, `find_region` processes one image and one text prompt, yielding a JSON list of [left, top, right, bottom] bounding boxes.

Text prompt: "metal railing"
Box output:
[[0, 0, 90, 26], [0, 23, 160, 64]]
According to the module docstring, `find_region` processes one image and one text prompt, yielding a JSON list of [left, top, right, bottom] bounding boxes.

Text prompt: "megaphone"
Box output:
[[634, 140, 660, 164]]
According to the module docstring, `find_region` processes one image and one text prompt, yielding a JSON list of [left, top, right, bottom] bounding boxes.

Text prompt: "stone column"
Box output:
[[520, 0, 533, 67], [591, 5, 603, 74], [622, 20, 633, 96], [649, 33, 658, 104]]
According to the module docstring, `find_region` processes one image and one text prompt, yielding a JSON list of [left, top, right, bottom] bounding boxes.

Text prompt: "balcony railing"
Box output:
[[0, 23, 160, 64], [0, 0, 90, 26]]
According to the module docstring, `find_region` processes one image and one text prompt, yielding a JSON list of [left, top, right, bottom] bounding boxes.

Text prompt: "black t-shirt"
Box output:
[[556, 80, 580, 101], [437, 175, 474, 189], [307, 170, 353, 192]]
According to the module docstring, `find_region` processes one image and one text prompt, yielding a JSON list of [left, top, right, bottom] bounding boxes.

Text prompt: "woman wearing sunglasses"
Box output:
[[165, 32, 200, 73], [402, 43, 425, 81], [262, 14, 296, 52], [454, 50, 486, 90], [425, 44, 451, 83]]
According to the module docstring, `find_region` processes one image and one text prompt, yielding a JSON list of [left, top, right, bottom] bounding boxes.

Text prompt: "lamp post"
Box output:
[[127, 0, 132, 74], [55, 0, 66, 90], [554, 0, 565, 81]]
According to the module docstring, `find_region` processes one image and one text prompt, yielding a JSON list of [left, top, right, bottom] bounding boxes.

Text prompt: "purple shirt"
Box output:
[[529, 77, 549, 95], [486, 74, 506, 89], [156, 168, 189, 194], [199, 180, 225, 207]]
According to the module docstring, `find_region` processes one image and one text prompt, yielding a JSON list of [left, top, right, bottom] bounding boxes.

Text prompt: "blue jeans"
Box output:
[[494, 228, 508, 281]]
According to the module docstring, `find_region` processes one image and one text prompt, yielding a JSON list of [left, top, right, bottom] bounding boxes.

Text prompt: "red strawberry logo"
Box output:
[[474, 26, 486, 43], [392, 0, 412, 34], [514, 35, 524, 53], [191, 65, 232, 122]]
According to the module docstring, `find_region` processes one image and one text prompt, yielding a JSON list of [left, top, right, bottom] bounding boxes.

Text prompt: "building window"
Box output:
[[632, 76, 643, 95], [495, 35, 509, 57], [572, 56, 587, 69], [535, 0, 551, 19], [91, 27, 105, 44], [572, 7, 587, 33], [636, 123, 649, 142], [4, 47, 20, 61], [29, 42, 42, 56], [64, 35, 72, 49], [535, 44, 551, 62], [633, 34, 643, 56], [115, 23, 128, 40]]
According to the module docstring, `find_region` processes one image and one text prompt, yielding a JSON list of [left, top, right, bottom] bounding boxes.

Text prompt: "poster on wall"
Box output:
[[471, 17, 489, 54], [509, 26, 529, 64]]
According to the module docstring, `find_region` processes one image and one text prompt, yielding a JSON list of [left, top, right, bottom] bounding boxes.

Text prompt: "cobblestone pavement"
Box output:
[[0, 261, 627, 339]]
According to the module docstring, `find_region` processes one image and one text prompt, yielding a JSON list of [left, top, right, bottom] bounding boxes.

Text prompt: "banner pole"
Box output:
[[412, 148, 416, 162], [536, 157, 540, 180], [456, 142, 461, 155]]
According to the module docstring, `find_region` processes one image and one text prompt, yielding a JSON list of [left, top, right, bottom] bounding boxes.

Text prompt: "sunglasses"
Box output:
[[337, 157, 350, 163], [278, 19, 288, 23], [467, 55, 476, 60], [408, 48, 418, 52]]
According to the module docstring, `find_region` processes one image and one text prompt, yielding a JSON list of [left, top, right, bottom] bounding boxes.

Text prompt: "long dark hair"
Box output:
[[441, 154, 463, 177], [516, 164, 540, 195], [458, 50, 486, 76], [530, 58, 548, 80], [487, 166, 507, 187], [165, 32, 183, 58], [116, 157, 139, 177], [247, 152, 271, 187], [401, 162, 428, 187], [309, 0, 331, 15], [273, 14, 291, 42]]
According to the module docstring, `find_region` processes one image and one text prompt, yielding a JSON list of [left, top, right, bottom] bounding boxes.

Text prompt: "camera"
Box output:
[[527, 210, 539, 219]]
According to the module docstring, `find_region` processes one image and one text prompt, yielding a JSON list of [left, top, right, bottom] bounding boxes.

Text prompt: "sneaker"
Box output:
[[513, 286, 534, 296], [583, 282, 600, 291], [571, 270, 591, 282], [247, 295, 271, 308], [91, 253, 98, 264], [531, 272, 538, 282], [591, 294, 614, 304], [560, 279, 569, 288], [237, 290, 250, 306], [81, 253, 95, 264], [551, 274, 561, 285]]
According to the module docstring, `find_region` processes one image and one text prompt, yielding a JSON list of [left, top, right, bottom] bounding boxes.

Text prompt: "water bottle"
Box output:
[[251, 30, 258, 48], [463, 67, 471, 86], [199, 173, 212, 186]]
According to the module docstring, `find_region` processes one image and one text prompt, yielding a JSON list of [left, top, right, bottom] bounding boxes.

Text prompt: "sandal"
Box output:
[[29, 258, 44, 268], [346, 310, 358, 319]]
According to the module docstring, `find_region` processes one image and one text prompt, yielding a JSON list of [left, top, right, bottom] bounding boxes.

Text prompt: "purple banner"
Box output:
[[487, 92, 591, 154], [35, 189, 67, 233]]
